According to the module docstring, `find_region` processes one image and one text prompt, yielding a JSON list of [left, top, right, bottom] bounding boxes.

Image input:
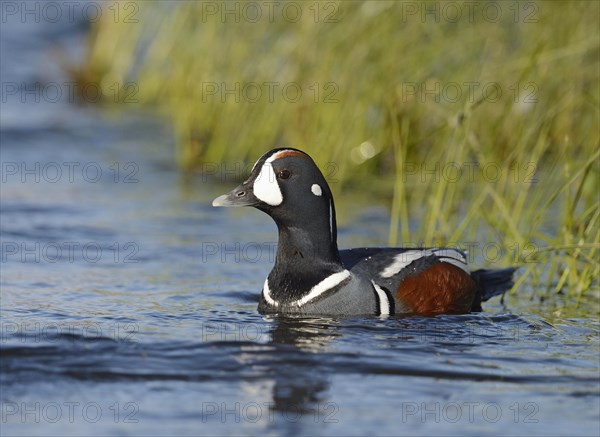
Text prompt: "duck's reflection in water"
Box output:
[[250, 316, 341, 420]]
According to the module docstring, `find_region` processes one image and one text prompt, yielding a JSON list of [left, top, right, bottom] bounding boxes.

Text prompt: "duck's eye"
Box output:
[[277, 169, 291, 180]]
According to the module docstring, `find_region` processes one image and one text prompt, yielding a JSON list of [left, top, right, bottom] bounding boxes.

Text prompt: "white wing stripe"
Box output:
[[433, 249, 469, 274], [433, 249, 466, 262], [380, 248, 470, 278], [437, 257, 470, 274], [380, 250, 433, 278]]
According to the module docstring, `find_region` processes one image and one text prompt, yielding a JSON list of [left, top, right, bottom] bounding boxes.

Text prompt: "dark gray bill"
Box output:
[[212, 184, 258, 207]]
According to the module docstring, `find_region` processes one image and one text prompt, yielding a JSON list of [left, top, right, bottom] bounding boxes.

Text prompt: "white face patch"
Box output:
[[254, 161, 282, 206], [252, 150, 306, 206], [311, 184, 322, 196]]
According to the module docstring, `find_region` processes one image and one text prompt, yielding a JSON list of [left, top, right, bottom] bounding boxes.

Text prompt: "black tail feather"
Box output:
[[470, 267, 516, 311]]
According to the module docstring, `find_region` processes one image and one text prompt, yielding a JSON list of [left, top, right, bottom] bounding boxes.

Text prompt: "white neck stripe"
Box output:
[[262, 270, 351, 308], [372, 281, 391, 316], [292, 270, 351, 307], [262, 279, 279, 307]]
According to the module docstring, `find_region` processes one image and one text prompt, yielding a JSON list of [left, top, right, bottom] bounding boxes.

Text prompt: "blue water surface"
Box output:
[[1, 10, 599, 437]]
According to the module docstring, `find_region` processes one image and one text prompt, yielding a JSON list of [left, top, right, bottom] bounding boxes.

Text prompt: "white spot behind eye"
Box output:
[[254, 162, 283, 206], [311, 184, 322, 196]]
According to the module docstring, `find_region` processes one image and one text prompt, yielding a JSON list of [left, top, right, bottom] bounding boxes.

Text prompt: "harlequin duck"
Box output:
[[212, 148, 515, 316]]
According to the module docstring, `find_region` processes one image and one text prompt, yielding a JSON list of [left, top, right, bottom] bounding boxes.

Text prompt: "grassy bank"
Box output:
[[74, 1, 599, 305]]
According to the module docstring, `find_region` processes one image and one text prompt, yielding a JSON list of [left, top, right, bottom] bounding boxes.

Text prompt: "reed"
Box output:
[[73, 1, 599, 306]]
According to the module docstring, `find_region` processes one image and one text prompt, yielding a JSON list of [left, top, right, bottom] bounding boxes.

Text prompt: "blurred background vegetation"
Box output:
[[72, 0, 599, 308]]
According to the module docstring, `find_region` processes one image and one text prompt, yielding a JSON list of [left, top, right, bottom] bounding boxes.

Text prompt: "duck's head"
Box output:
[[212, 148, 337, 243]]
